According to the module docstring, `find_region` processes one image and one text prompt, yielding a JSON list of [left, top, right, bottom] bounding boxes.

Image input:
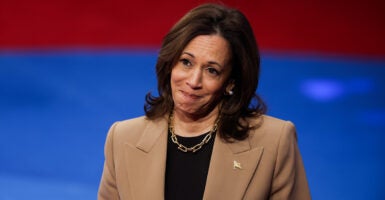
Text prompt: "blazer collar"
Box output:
[[123, 116, 169, 199], [203, 133, 264, 199], [136, 116, 168, 152]]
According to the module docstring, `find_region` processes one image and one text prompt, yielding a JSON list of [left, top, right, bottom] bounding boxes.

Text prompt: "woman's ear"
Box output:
[[225, 80, 235, 95]]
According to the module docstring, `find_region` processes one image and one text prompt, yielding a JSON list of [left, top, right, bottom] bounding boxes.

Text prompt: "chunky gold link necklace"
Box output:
[[168, 112, 219, 153]]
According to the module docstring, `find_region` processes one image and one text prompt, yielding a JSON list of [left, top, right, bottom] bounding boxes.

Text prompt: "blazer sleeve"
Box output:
[[98, 122, 120, 200], [270, 121, 311, 200]]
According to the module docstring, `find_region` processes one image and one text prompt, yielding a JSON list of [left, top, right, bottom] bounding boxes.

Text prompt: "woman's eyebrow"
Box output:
[[182, 52, 195, 58]]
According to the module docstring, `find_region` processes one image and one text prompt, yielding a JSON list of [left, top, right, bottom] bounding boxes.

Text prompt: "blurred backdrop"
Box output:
[[1, 0, 385, 199]]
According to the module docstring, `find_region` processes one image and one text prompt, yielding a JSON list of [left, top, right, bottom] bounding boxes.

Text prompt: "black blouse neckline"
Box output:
[[165, 130, 216, 200]]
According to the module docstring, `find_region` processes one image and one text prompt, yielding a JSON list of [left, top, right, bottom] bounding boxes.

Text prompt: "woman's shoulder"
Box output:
[[114, 115, 148, 129], [107, 115, 168, 143], [258, 115, 295, 131], [247, 114, 297, 148]]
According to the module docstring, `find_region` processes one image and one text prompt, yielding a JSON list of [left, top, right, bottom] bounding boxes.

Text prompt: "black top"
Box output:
[[165, 131, 215, 200]]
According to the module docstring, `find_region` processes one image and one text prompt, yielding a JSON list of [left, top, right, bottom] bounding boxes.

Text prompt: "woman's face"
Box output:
[[170, 34, 232, 117]]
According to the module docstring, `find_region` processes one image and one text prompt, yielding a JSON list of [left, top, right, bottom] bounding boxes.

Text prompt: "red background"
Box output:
[[1, 0, 384, 57]]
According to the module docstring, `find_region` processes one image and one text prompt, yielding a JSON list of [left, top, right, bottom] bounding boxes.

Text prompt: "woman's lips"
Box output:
[[181, 90, 201, 100]]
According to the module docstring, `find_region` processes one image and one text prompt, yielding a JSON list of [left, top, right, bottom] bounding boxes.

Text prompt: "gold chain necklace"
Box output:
[[168, 112, 219, 153]]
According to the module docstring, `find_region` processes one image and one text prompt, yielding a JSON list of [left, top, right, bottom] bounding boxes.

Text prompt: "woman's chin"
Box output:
[[174, 104, 219, 118], [175, 106, 200, 116]]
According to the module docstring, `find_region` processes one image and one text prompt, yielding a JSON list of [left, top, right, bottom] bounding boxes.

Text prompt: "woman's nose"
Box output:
[[186, 68, 203, 89]]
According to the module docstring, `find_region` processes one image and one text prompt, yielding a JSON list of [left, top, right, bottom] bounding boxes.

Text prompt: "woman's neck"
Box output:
[[172, 107, 219, 137]]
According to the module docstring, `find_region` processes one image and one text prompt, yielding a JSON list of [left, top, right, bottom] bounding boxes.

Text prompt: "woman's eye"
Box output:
[[207, 67, 220, 76], [180, 58, 192, 66]]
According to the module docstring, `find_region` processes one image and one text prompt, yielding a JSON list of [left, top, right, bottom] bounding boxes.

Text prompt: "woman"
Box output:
[[98, 3, 310, 200]]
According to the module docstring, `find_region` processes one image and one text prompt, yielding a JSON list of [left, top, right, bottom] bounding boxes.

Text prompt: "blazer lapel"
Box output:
[[203, 134, 264, 200], [123, 117, 168, 200]]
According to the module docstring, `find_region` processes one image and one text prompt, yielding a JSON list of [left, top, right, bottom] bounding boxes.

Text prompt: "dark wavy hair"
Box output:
[[144, 3, 266, 141]]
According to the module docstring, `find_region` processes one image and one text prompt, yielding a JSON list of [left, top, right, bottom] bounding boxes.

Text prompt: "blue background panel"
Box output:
[[0, 51, 384, 199]]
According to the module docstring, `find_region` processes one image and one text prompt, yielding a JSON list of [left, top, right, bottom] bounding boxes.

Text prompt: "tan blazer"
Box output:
[[98, 115, 311, 200]]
